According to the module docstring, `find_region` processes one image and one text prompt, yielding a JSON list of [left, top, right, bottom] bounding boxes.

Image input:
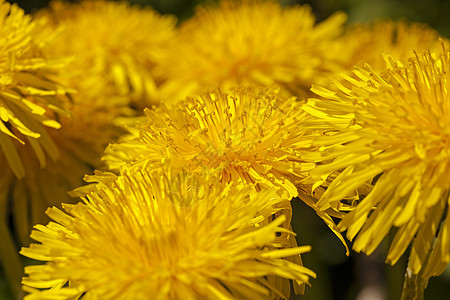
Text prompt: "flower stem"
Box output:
[[401, 265, 426, 300], [400, 240, 434, 300]]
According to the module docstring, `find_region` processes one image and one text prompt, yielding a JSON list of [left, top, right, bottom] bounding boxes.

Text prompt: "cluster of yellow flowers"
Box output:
[[0, 0, 448, 299]]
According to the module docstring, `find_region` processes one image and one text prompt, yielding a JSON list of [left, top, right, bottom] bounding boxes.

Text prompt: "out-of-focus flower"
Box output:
[[157, 0, 347, 102], [302, 45, 450, 279], [2, 78, 127, 246], [21, 168, 315, 299], [340, 19, 446, 72], [37, 0, 177, 107], [105, 86, 349, 253]]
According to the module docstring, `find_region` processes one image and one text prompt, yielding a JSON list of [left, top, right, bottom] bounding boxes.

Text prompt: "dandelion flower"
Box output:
[[302, 45, 450, 278], [37, 0, 177, 107], [107, 87, 312, 197], [21, 168, 315, 299], [340, 19, 446, 72], [0, 0, 70, 179], [105, 86, 349, 252], [157, 0, 347, 102]]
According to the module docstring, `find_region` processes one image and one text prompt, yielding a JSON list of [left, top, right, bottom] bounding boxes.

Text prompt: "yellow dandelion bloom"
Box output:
[[105, 86, 349, 252], [37, 0, 177, 107], [0, 0, 70, 179], [106, 87, 313, 197], [302, 45, 450, 278], [157, 0, 346, 102], [340, 19, 446, 72], [21, 168, 315, 299]]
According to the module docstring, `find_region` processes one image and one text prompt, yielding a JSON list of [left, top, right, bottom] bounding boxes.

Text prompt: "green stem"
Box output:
[[400, 240, 434, 300], [401, 265, 426, 300]]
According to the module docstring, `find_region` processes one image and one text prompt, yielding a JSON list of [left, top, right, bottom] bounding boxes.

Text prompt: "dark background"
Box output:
[[2, 1, 450, 299]]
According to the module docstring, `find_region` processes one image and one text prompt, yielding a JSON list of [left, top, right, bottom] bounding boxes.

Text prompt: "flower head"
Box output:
[[302, 44, 450, 278], [106, 87, 311, 197], [105, 86, 349, 252], [157, 0, 347, 102], [37, 0, 177, 107], [21, 168, 315, 299], [0, 0, 70, 179]]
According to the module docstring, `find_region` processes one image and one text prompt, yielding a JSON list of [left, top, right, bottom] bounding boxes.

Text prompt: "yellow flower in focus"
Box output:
[[37, 0, 177, 107], [302, 46, 450, 279], [340, 19, 446, 71], [21, 169, 315, 299], [157, 0, 347, 102], [105, 86, 349, 253], [106, 87, 312, 198], [0, 0, 70, 179]]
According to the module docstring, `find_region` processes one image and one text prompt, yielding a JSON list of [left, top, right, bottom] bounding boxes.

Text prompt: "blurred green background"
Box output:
[[4, 0, 450, 299]]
